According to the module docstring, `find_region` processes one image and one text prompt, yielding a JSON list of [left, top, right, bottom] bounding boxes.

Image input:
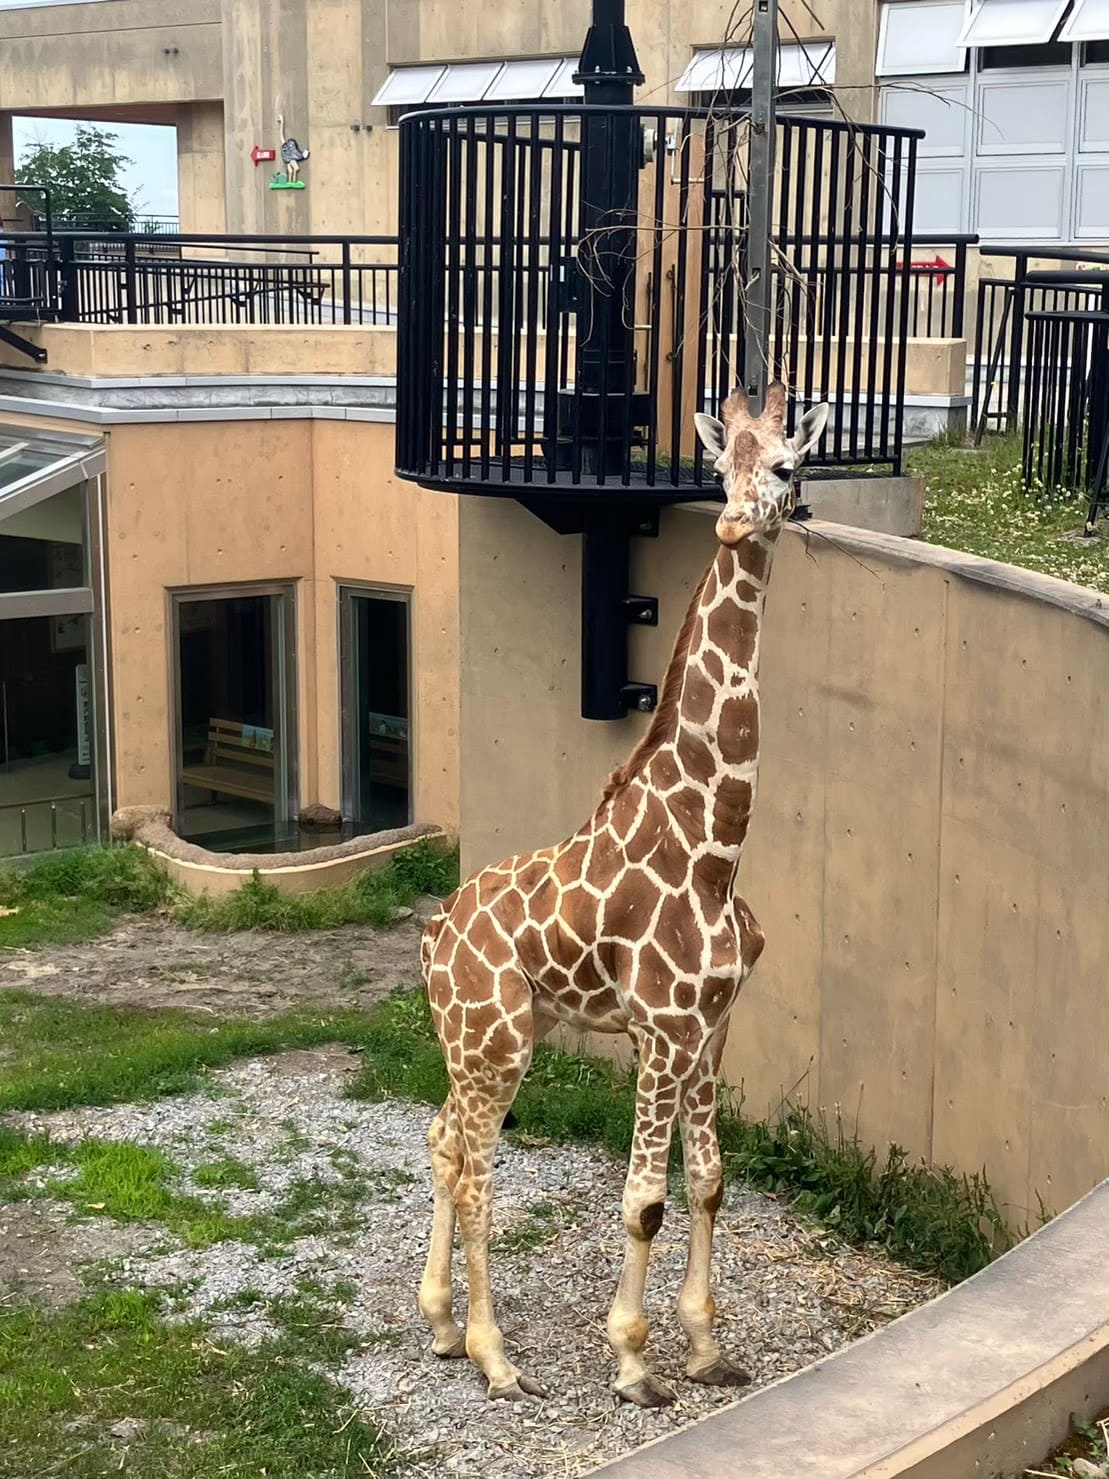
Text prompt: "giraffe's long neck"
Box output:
[[672, 532, 779, 857]]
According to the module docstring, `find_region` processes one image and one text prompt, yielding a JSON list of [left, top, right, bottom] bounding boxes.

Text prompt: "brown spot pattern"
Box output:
[[601, 868, 660, 942], [718, 695, 760, 764], [677, 728, 715, 784]]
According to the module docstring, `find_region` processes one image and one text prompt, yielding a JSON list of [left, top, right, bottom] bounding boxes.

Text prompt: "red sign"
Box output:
[[898, 254, 952, 284], [250, 145, 276, 166]]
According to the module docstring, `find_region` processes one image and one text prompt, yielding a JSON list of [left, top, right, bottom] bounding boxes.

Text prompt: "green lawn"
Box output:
[[910, 434, 1109, 593], [0, 839, 457, 950]]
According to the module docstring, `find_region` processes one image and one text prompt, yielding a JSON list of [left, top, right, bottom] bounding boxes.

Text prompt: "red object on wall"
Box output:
[[897, 254, 952, 284], [250, 146, 276, 166]]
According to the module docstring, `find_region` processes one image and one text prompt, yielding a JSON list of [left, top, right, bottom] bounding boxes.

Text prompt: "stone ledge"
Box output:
[[588, 1180, 1109, 1479], [110, 806, 443, 897]]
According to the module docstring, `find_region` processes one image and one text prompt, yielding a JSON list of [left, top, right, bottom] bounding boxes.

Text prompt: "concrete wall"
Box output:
[[0, 0, 878, 238], [103, 417, 458, 829], [458, 497, 1109, 1225]]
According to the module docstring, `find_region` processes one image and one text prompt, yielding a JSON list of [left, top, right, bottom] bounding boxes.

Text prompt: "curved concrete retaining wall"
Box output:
[[588, 1178, 1109, 1479], [112, 808, 443, 898], [457, 499, 1109, 1224]]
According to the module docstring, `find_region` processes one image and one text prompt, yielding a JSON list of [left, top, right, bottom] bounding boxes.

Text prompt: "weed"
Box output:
[[0, 1288, 402, 1479]]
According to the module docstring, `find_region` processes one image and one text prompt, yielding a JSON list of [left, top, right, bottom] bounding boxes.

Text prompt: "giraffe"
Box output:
[[419, 383, 830, 1406]]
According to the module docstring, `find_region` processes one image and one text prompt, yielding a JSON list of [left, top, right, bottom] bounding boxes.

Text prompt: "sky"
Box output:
[[12, 116, 179, 220]]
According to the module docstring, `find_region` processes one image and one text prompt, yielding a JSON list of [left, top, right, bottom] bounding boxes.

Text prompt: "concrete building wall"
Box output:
[[0, 0, 879, 237], [457, 497, 1109, 1226], [102, 417, 459, 829]]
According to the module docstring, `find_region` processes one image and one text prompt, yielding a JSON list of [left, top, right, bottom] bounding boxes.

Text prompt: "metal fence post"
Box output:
[[1005, 250, 1028, 435], [123, 237, 138, 325], [58, 236, 79, 320], [341, 239, 352, 325], [743, 0, 778, 414]]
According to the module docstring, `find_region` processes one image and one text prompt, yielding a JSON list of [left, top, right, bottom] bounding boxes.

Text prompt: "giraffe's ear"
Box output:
[[694, 413, 727, 459], [789, 403, 830, 462]]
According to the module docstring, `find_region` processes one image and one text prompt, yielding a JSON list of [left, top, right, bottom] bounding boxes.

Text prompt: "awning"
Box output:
[[1061, 0, 1109, 40], [956, 0, 1072, 48], [675, 40, 836, 93], [876, 2, 968, 75], [371, 56, 583, 109], [0, 427, 104, 527]]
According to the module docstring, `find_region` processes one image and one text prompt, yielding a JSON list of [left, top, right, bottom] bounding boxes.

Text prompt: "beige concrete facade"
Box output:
[[457, 498, 1109, 1225], [0, 0, 878, 238], [102, 416, 459, 830]]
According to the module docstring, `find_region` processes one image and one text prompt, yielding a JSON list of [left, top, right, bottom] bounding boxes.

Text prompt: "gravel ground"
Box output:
[[6, 1046, 941, 1479]]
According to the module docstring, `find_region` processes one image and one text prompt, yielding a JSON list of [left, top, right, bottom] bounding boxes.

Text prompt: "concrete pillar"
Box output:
[[0, 112, 17, 231], [176, 102, 227, 234]]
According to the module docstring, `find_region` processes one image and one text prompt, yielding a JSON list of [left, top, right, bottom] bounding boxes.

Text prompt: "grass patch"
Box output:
[[492, 1200, 573, 1255], [192, 1153, 261, 1192], [351, 991, 1010, 1284], [0, 838, 457, 950], [176, 839, 457, 933], [0, 845, 173, 949], [0, 991, 376, 1113], [911, 433, 1109, 593], [0, 1289, 403, 1479]]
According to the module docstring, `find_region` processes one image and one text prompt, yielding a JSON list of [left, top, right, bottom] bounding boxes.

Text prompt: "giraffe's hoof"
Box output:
[[431, 1331, 467, 1359], [488, 1372, 547, 1401], [615, 1373, 676, 1409], [688, 1356, 751, 1388]]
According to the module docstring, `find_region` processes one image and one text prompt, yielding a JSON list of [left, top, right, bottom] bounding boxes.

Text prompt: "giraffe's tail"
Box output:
[[419, 904, 449, 988]]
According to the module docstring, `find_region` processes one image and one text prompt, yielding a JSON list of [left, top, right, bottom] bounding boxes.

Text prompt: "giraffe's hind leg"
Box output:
[[418, 1094, 466, 1357], [428, 959, 545, 1400]]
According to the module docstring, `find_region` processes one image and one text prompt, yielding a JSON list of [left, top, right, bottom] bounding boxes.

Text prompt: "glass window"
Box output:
[[1064, 0, 1109, 41], [876, 2, 968, 75], [341, 589, 411, 835], [543, 58, 585, 98], [426, 61, 505, 104], [958, 0, 1071, 48], [371, 66, 446, 109], [676, 42, 835, 93], [979, 38, 1073, 62], [0, 482, 87, 594], [0, 614, 95, 857], [174, 589, 296, 851], [484, 58, 561, 101]]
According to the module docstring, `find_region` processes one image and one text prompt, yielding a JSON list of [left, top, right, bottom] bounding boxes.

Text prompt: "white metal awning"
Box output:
[[675, 40, 836, 94], [1060, 0, 1109, 40], [876, 1, 968, 75], [957, 0, 1072, 47], [371, 56, 582, 109]]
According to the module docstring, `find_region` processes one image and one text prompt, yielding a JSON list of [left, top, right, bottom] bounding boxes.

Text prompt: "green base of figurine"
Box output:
[[269, 173, 306, 191]]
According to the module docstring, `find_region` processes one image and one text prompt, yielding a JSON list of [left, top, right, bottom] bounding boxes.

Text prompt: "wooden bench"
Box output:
[[180, 718, 275, 806]]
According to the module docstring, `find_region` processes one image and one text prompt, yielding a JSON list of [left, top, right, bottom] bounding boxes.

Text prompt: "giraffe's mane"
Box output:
[[599, 555, 716, 803]]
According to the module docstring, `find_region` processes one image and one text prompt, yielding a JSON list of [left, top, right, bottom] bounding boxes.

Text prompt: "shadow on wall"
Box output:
[[457, 498, 1109, 1228]]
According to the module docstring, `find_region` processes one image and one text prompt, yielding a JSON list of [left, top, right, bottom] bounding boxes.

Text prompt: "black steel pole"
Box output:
[[575, 0, 644, 720]]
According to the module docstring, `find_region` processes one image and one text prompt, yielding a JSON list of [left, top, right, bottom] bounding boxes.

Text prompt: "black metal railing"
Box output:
[[33, 211, 180, 236], [971, 246, 1109, 439], [0, 231, 400, 328], [396, 104, 925, 494]]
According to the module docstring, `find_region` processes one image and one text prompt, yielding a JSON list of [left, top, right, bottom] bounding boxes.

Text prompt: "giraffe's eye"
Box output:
[[770, 463, 793, 483]]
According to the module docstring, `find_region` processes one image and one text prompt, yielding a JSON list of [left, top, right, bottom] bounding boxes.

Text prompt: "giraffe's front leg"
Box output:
[[676, 1025, 750, 1388], [608, 1035, 691, 1408]]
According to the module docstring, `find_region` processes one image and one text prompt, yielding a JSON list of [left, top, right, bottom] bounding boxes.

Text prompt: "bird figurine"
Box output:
[[276, 113, 309, 184]]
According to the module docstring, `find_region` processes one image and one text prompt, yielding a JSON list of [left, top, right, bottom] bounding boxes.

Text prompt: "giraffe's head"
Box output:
[[694, 383, 830, 547]]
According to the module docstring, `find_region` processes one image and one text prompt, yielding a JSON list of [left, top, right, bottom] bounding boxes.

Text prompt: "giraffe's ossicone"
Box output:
[[419, 385, 831, 1406]]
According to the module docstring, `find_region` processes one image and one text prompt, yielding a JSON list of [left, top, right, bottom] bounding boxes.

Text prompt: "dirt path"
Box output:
[[0, 915, 426, 1018]]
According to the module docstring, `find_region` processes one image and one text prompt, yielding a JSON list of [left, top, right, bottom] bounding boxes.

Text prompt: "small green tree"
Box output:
[[16, 124, 135, 228]]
